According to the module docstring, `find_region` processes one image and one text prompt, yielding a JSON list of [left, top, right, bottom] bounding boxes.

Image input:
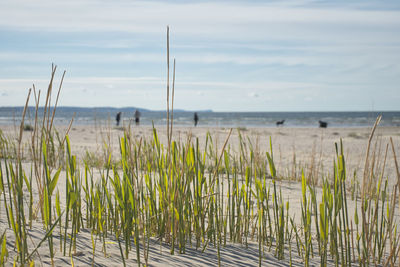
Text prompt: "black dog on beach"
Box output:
[[319, 120, 328, 128], [276, 120, 285, 127]]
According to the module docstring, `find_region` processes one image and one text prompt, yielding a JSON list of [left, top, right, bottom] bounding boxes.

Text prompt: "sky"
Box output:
[[0, 0, 399, 112]]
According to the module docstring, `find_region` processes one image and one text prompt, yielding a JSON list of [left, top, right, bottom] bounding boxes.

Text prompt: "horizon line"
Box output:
[[0, 106, 399, 113]]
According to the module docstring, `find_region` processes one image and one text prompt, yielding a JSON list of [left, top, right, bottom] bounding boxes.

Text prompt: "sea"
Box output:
[[0, 107, 399, 128]]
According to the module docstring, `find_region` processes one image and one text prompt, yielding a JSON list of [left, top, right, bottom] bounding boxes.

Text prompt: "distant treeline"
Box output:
[[0, 106, 213, 118]]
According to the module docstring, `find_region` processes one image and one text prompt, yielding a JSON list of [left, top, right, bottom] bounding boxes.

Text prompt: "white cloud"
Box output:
[[0, 75, 397, 111], [249, 92, 259, 98], [0, 0, 399, 111], [1, 1, 399, 39], [0, 52, 163, 64]]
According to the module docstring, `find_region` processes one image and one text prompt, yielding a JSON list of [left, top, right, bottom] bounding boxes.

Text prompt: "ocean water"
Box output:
[[0, 107, 399, 128]]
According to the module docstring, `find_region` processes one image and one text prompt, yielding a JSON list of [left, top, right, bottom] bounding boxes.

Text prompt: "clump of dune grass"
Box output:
[[1, 102, 399, 266]]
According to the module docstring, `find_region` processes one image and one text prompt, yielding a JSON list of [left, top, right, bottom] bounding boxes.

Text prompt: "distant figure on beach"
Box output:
[[319, 120, 328, 128], [276, 119, 285, 127], [134, 109, 141, 126], [194, 112, 199, 127], [115, 112, 121, 126]]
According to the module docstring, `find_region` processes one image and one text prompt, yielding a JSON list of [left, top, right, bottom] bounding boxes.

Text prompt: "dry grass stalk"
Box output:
[[15, 88, 32, 198], [390, 137, 400, 189], [49, 70, 66, 132], [170, 58, 176, 147], [362, 115, 381, 198], [166, 26, 170, 149]]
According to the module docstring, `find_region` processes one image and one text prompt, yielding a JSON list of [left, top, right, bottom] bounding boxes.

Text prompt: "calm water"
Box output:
[[0, 107, 399, 128]]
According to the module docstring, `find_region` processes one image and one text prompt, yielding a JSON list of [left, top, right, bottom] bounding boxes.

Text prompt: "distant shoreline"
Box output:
[[1, 108, 399, 128]]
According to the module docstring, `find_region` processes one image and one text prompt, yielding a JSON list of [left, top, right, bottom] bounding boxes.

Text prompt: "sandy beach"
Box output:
[[1, 123, 399, 266], [4, 123, 397, 184]]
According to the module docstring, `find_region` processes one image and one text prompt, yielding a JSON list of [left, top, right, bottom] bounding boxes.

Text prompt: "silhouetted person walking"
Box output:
[[116, 112, 121, 126], [194, 112, 199, 127], [134, 110, 141, 126]]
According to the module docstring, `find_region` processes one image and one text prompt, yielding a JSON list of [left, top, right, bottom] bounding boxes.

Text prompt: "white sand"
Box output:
[[59, 124, 400, 186], [1, 124, 399, 266]]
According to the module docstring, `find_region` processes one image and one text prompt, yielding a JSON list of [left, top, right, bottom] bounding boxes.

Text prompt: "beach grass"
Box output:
[[1, 82, 399, 266]]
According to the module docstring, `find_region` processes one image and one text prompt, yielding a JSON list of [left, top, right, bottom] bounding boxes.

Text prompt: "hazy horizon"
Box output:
[[1, 0, 399, 112], [0, 105, 399, 113]]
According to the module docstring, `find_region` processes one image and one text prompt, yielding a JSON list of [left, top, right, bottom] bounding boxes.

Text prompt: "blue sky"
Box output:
[[0, 0, 399, 111]]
